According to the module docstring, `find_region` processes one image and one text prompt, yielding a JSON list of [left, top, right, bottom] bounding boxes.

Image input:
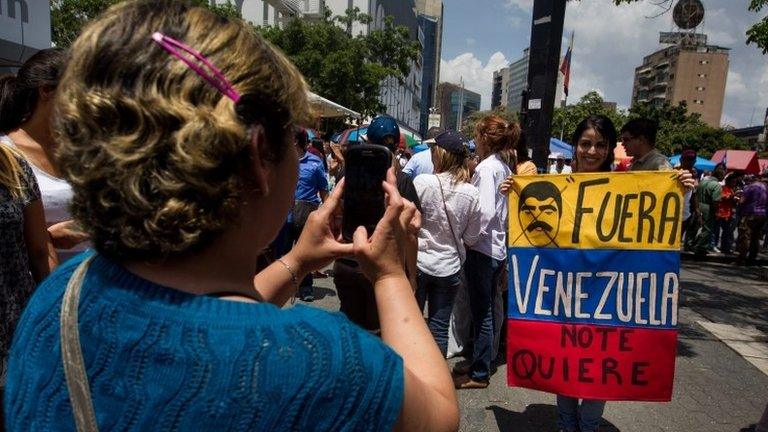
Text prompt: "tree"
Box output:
[[51, 0, 241, 48], [259, 8, 420, 117], [50, 2, 418, 119], [550, 91, 628, 143], [611, 0, 768, 54], [460, 106, 518, 138], [628, 101, 751, 158]]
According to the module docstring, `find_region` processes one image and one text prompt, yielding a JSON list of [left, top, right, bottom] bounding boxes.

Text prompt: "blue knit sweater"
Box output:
[[4, 253, 403, 431]]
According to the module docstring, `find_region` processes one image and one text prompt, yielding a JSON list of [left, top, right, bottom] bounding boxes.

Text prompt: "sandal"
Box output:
[[453, 373, 489, 389]]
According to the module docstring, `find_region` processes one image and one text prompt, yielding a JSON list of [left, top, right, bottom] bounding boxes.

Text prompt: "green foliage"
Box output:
[[460, 106, 518, 138], [551, 93, 748, 159], [259, 8, 420, 117], [551, 91, 628, 143], [50, 2, 418, 118], [51, 0, 241, 48], [51, 0, 118, 48], [611, 0, 768, 54], [628, 101, 750, 158], [747, 17, 768, 54]]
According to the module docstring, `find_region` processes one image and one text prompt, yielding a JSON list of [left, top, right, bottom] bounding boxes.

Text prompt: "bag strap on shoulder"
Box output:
[[435, 174, 462, 253], [60, 255, 99, 432]]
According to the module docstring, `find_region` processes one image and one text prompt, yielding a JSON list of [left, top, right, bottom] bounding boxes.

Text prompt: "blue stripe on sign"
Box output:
[[506, 248, 680, 330]]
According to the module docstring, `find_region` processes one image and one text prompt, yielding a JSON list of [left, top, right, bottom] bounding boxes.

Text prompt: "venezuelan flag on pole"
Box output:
[[560, 31, 573, 98], [506, 172, 683, 402]]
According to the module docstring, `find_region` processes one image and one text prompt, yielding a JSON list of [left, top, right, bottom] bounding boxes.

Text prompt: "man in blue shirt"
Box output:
[[402, 127, 444, 179], [292, 128, 328, 301], [402, 144, 434, 179]]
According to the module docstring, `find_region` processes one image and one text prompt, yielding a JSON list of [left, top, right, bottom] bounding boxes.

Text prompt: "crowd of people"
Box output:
[[0, 1, 764, 431], [677, 155, 768, 266]]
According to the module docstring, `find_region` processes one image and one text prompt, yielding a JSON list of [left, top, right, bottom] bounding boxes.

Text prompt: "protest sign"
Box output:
[[506, 172, 682, 402]]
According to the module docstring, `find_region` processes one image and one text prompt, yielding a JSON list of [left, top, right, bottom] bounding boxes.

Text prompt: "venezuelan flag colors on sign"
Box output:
[[506, 172, 683, 402]]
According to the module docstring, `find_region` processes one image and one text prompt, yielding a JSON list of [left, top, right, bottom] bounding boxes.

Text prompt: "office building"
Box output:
[[631, 36, 729, 127], [416, 0, 444, 136], [437, 82, 481, 131], [503, 48, 563, 113], [1, 1, 51, 74], [507, 49, 529, 113], [219, 0, 429, 133], [492, 67, 510, 110]]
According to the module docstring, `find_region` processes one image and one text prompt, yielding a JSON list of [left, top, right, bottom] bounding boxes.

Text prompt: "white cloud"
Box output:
[[726, 70, 748, 99], [505, 0, 532, 12], [440, 51, 510, 110], [560, 0, 768, 127], [466, 37, 476, 47]]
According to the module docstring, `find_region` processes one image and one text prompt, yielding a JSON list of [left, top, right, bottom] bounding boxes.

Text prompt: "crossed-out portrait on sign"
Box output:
[[517, 181, 563, 248]]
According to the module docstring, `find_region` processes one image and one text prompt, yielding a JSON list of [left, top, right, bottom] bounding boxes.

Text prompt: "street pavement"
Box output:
[[305, 258, 768, 432]]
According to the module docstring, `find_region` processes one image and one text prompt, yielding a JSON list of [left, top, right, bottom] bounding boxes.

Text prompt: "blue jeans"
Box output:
[[465, 250, 504, 382], [556, 395, 606, 432], [416, 270, 462, 356]]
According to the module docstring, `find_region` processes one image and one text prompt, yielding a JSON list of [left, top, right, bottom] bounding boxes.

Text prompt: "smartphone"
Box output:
[[342, 144, 392, 241]]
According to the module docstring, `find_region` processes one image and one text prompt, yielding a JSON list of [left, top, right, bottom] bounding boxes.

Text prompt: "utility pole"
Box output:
[[523, 0, 567, 171]]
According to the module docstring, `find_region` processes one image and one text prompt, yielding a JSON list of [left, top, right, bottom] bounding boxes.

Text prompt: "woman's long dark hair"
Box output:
[[571, 115, 617, 173], [0, 48, 66, 133]]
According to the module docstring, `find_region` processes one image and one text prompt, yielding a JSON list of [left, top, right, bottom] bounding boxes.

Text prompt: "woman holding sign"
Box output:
[[501, 115, 694, 432], [552, 115, 617, 432]]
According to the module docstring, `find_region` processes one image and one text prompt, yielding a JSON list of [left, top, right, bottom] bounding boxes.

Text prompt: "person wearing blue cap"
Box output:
[[413, 130, 482, 356], [334, 115, 422, 332]]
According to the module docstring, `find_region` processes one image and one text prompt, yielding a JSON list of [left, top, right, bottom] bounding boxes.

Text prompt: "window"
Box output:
[[699, 60, 709, 65], [693, 99, 704, 105], [696, 86, 705, 91], [698, 73, 707, 78]]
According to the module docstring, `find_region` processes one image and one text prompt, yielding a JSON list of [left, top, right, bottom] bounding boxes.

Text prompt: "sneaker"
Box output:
[[300, 293, 315, 302], [712, 246, 721, 253], [453, 373, 489, 389]]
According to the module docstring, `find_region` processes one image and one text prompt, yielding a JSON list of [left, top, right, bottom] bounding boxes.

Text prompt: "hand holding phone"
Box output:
[[342, 144, 391, 241]]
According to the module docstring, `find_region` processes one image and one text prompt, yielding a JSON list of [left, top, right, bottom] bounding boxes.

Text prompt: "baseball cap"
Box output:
[[434, 130, 469, 154]]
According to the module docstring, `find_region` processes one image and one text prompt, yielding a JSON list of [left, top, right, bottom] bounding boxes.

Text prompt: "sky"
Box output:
[[439, 0, 768, 128]]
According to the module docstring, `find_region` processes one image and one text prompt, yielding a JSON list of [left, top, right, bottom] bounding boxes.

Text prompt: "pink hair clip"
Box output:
[[151, 32, 241, 103]]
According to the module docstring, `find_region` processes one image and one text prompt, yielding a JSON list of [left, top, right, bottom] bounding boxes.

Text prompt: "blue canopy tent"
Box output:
[[549, 138, 573, 159], [668, 155, 717, 172]]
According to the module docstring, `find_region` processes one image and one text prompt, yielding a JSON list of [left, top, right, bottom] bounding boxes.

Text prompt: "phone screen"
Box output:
[[342, 145, 391, 241]]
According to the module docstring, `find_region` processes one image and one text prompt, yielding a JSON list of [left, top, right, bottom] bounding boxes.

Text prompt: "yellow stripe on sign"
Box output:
[[507, 172, 683, 251]]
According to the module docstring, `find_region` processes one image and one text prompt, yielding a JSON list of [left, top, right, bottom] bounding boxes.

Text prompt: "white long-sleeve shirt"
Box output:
[[470, 153, 512, 261], [414, 173, 482, 277]]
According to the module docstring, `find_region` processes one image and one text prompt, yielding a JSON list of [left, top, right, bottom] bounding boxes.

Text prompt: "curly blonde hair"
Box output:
[[55, 0, 313, 261]]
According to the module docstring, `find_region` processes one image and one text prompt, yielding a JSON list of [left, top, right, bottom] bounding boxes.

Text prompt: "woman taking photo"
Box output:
[[4, 2, 458, 431], [452, 115, 519, 389], [0, 48, 89, 262], [413, 130, 482, 356], [501, 115, 694, 432], [0, 139, 56, 421]]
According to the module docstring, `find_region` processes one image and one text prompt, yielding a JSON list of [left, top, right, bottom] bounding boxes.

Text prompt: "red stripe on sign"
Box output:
[[506, 320, 678, 402]]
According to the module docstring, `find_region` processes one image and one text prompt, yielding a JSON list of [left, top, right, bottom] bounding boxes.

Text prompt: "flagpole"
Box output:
[[558, 30, 574, 143], [560, 94, 567, 141]]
